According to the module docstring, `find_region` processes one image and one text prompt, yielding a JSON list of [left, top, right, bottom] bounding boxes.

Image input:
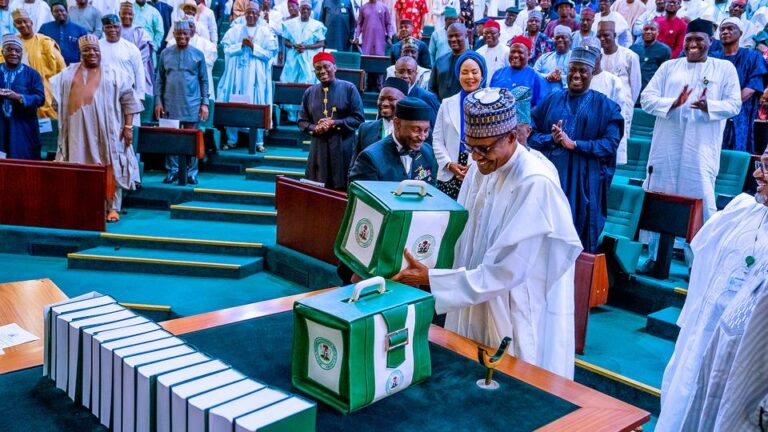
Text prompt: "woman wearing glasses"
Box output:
[[432, 51, 487, 199]]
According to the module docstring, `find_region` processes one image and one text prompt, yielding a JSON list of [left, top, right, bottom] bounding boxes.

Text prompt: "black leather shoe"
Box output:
[[163, 173, 178, 184], [187, 176, 198, 185]]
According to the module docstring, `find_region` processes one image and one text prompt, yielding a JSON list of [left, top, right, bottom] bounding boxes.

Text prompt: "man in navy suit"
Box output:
[[355, 77, 408, 157], [393, 56, 439, 126], [349, 96, 437, 184]]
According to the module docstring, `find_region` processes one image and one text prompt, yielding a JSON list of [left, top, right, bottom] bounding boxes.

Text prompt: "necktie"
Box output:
[[407, 150, 423, 179]]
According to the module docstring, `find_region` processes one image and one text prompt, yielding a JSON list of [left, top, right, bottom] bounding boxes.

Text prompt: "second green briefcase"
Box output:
[[291, 277, 434, 413], [335, 180, 468, 278]]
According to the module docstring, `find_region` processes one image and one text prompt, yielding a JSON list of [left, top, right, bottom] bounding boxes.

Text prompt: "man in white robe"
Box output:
[[656, 154, 768, 431], [639, 18, 741, 272], [476, 20, 510, 85], [99, 14, 146, 115], [592, 0, 632, 47], [119, 1, 154, 97], [217, 1, 278, 151], [52, 34, 142, 223], [280, 0, 325, 121], [583, 38, 632, 166], [596, 20, 640, 164], [394, 87, 583, 378]]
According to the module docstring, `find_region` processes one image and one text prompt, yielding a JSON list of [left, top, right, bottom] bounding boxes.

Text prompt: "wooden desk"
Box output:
[[275, 176, 347, 264], [212, 103, 271, 154], [161, 291, 650, 432], [137, 127, 203, 186], [639, 191, 704, 279], [575, 253, 608, 355], [0, 159, 113, 231], [0, 279, 68, 374]]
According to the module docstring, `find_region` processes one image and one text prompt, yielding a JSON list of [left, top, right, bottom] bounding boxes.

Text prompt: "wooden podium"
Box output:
[[275, 177, 347, 264], [212, 103, 271, 154], [0, 159, 114, 231], [639, 191, 704, 279]]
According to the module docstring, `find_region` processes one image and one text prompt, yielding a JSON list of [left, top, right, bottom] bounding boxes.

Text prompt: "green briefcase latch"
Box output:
[[393, 180, 428, 197], [347, 276, 388, 303], [382, 305, 409, 368]]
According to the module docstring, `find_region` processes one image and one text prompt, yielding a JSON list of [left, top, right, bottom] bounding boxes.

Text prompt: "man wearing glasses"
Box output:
[[393, 87, 584, 380], [528, 46, 624, 253]]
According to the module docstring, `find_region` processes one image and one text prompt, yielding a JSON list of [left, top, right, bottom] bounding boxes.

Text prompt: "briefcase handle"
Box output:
[[393, 180, 428, 197], [348, 276, 387, 302]]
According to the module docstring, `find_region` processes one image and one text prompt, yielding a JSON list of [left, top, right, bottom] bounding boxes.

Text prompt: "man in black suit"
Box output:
[[349, 96, 437, 184], [390, 19, 432, 69], [355, 77, 408, 157], [394, 56, 439, 126]]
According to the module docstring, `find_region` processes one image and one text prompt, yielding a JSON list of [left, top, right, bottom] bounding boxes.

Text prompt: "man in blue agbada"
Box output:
[[529, 46, 624, 253], [0, 34, 44, 160], [716, 17, 767, 154]]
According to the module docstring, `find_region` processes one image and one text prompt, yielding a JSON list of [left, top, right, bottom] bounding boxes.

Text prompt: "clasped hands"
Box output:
[[314, 118, 336, 134], [671, 85, 708, 112], [0, 88, 21, 101], [551, 120, 576, 150]]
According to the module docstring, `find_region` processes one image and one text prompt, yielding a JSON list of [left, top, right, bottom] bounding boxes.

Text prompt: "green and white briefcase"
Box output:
[[335, 180, 468, 278], [291, 277, 434, 413]]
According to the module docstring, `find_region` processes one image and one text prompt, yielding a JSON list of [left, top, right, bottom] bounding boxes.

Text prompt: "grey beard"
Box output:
[[756, 191, 768, 206]]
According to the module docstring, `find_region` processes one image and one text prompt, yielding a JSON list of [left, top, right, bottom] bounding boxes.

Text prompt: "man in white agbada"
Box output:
[[592, 0, 632, 47], [582, 38, 632, 165], [280, 0, 325, 121], [99, 14, 146, 124], [217, 1, 278, 152], [639, 18, 741, 272], [393, 87, 583, 379], [52, 34, 142, 223], [656, 152, 768, 431], [8, 0, 52, 31], [169, 17, 215, 99], [596, 21, 640, 164], [476, 20, 510, 85]]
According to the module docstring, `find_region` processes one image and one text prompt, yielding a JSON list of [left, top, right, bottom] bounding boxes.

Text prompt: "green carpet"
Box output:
[[578, 306, 674, 390], [0, 253, 307, 317], [138, 171, 277, 194]]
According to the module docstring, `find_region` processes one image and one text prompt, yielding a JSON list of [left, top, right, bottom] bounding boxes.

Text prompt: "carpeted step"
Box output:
[[261, 154, 308, 169], [646, 307, 681, 341], [67, 246, 264, 278], [170, 200, 277, 224], [191, 187, 275, 206], [100, 232, 265, 256], [244, 165, 304, 181], [264, 125, 310, 147]]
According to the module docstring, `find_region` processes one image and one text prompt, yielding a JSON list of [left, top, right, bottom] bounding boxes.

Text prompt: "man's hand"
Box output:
[[199, 104, 209, 122], [242, 37, 253, 49], [551, 120, 576, 149], [154, 104, 164, 120], [0, 88, 21, 101], [351, 37, 360, 46], [120, 125, 133, 145], [314, 119, 332, 134], [691, 87, 708, 112], [671, 84, 692, 110], [392, 249, 430, 287], [448, 162, 468, 181], [545, 69, 561, 83]]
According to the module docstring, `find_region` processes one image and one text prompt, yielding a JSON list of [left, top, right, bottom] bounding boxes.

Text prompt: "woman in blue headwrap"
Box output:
[[432, 50, 488, 199]]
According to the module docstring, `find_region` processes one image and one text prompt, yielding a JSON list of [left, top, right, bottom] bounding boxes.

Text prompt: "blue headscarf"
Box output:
[[455, 51, 488, 154]]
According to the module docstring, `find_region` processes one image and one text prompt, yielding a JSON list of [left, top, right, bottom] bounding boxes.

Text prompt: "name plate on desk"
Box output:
[[158, 119, 180, 129]]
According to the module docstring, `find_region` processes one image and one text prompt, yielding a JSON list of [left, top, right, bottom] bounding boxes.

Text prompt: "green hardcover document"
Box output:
[[292, 277, 435, 414], [335, 180, 469, 278]]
